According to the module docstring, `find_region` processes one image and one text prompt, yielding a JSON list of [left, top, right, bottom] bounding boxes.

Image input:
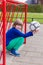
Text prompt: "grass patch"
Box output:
[[27, 13, 43, 24], [0, 12, 43, 24], [13, 13, 43, 24]]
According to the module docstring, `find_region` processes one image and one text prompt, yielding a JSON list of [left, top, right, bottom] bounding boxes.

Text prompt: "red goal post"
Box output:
[[0, 0, 28, 65]]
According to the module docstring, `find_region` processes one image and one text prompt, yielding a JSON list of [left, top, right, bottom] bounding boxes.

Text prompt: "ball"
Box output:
[[29, 21, 40, 31]]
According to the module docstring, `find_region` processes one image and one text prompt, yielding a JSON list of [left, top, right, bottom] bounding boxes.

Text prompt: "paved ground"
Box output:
[[0, 24, 43, 65]]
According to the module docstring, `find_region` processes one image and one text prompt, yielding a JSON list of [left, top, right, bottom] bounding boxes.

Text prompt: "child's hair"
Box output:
[[13, 19, 23, 27]]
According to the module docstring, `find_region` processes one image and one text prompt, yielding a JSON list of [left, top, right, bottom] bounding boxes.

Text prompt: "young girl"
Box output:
[[6, 19, 37, 56]]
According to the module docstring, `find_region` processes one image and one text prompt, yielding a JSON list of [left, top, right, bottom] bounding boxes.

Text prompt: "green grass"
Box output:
[[0, 12, 43, 24], [12, 12, 43, 24], [27, 13, 43, 23]]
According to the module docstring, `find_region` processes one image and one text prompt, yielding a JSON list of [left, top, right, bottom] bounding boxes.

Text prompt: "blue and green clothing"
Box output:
[[6, 27, 33, 50]]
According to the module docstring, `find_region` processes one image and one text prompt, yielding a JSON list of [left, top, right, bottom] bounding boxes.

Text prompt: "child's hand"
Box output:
[[31, 29, 39, 34]]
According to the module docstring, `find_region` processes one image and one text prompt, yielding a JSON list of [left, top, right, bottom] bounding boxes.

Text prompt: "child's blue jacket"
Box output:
[[6, 27, 33, 46]]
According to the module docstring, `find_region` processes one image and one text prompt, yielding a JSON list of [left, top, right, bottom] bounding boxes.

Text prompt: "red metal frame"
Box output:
[[7, 0, 28, 5], [0, 0, 28, 65], [0, 4, 2, 8], [20, 7, 24, 19], [24, 5, 28, 43], [0, 64, 3, 65], [16, 6, 20, 19], [2, 0, 6, 65], [7, 4, 12, 22]]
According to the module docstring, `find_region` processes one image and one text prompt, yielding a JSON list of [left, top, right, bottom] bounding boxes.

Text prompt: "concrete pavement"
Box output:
[[0, 24, 43, 65]]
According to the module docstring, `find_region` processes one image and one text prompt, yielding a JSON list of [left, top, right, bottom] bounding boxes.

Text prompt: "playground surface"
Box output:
[[0, 24, 43, 65]]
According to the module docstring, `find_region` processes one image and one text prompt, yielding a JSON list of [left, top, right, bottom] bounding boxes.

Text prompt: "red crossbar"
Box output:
[[7, 0, 28, 5]]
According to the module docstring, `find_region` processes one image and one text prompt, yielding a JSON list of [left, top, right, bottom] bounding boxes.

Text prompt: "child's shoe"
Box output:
[[10, 49, 20, 57]]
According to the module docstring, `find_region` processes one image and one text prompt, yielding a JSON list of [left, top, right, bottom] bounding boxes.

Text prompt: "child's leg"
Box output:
[[13, 37, 24, 50], [6, 37, 24, 51]]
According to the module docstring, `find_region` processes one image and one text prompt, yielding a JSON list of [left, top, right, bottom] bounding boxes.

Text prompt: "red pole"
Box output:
[[24, 5, 28, 44], [2, 0, 6, 65], [0, 4, 2, 8]]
